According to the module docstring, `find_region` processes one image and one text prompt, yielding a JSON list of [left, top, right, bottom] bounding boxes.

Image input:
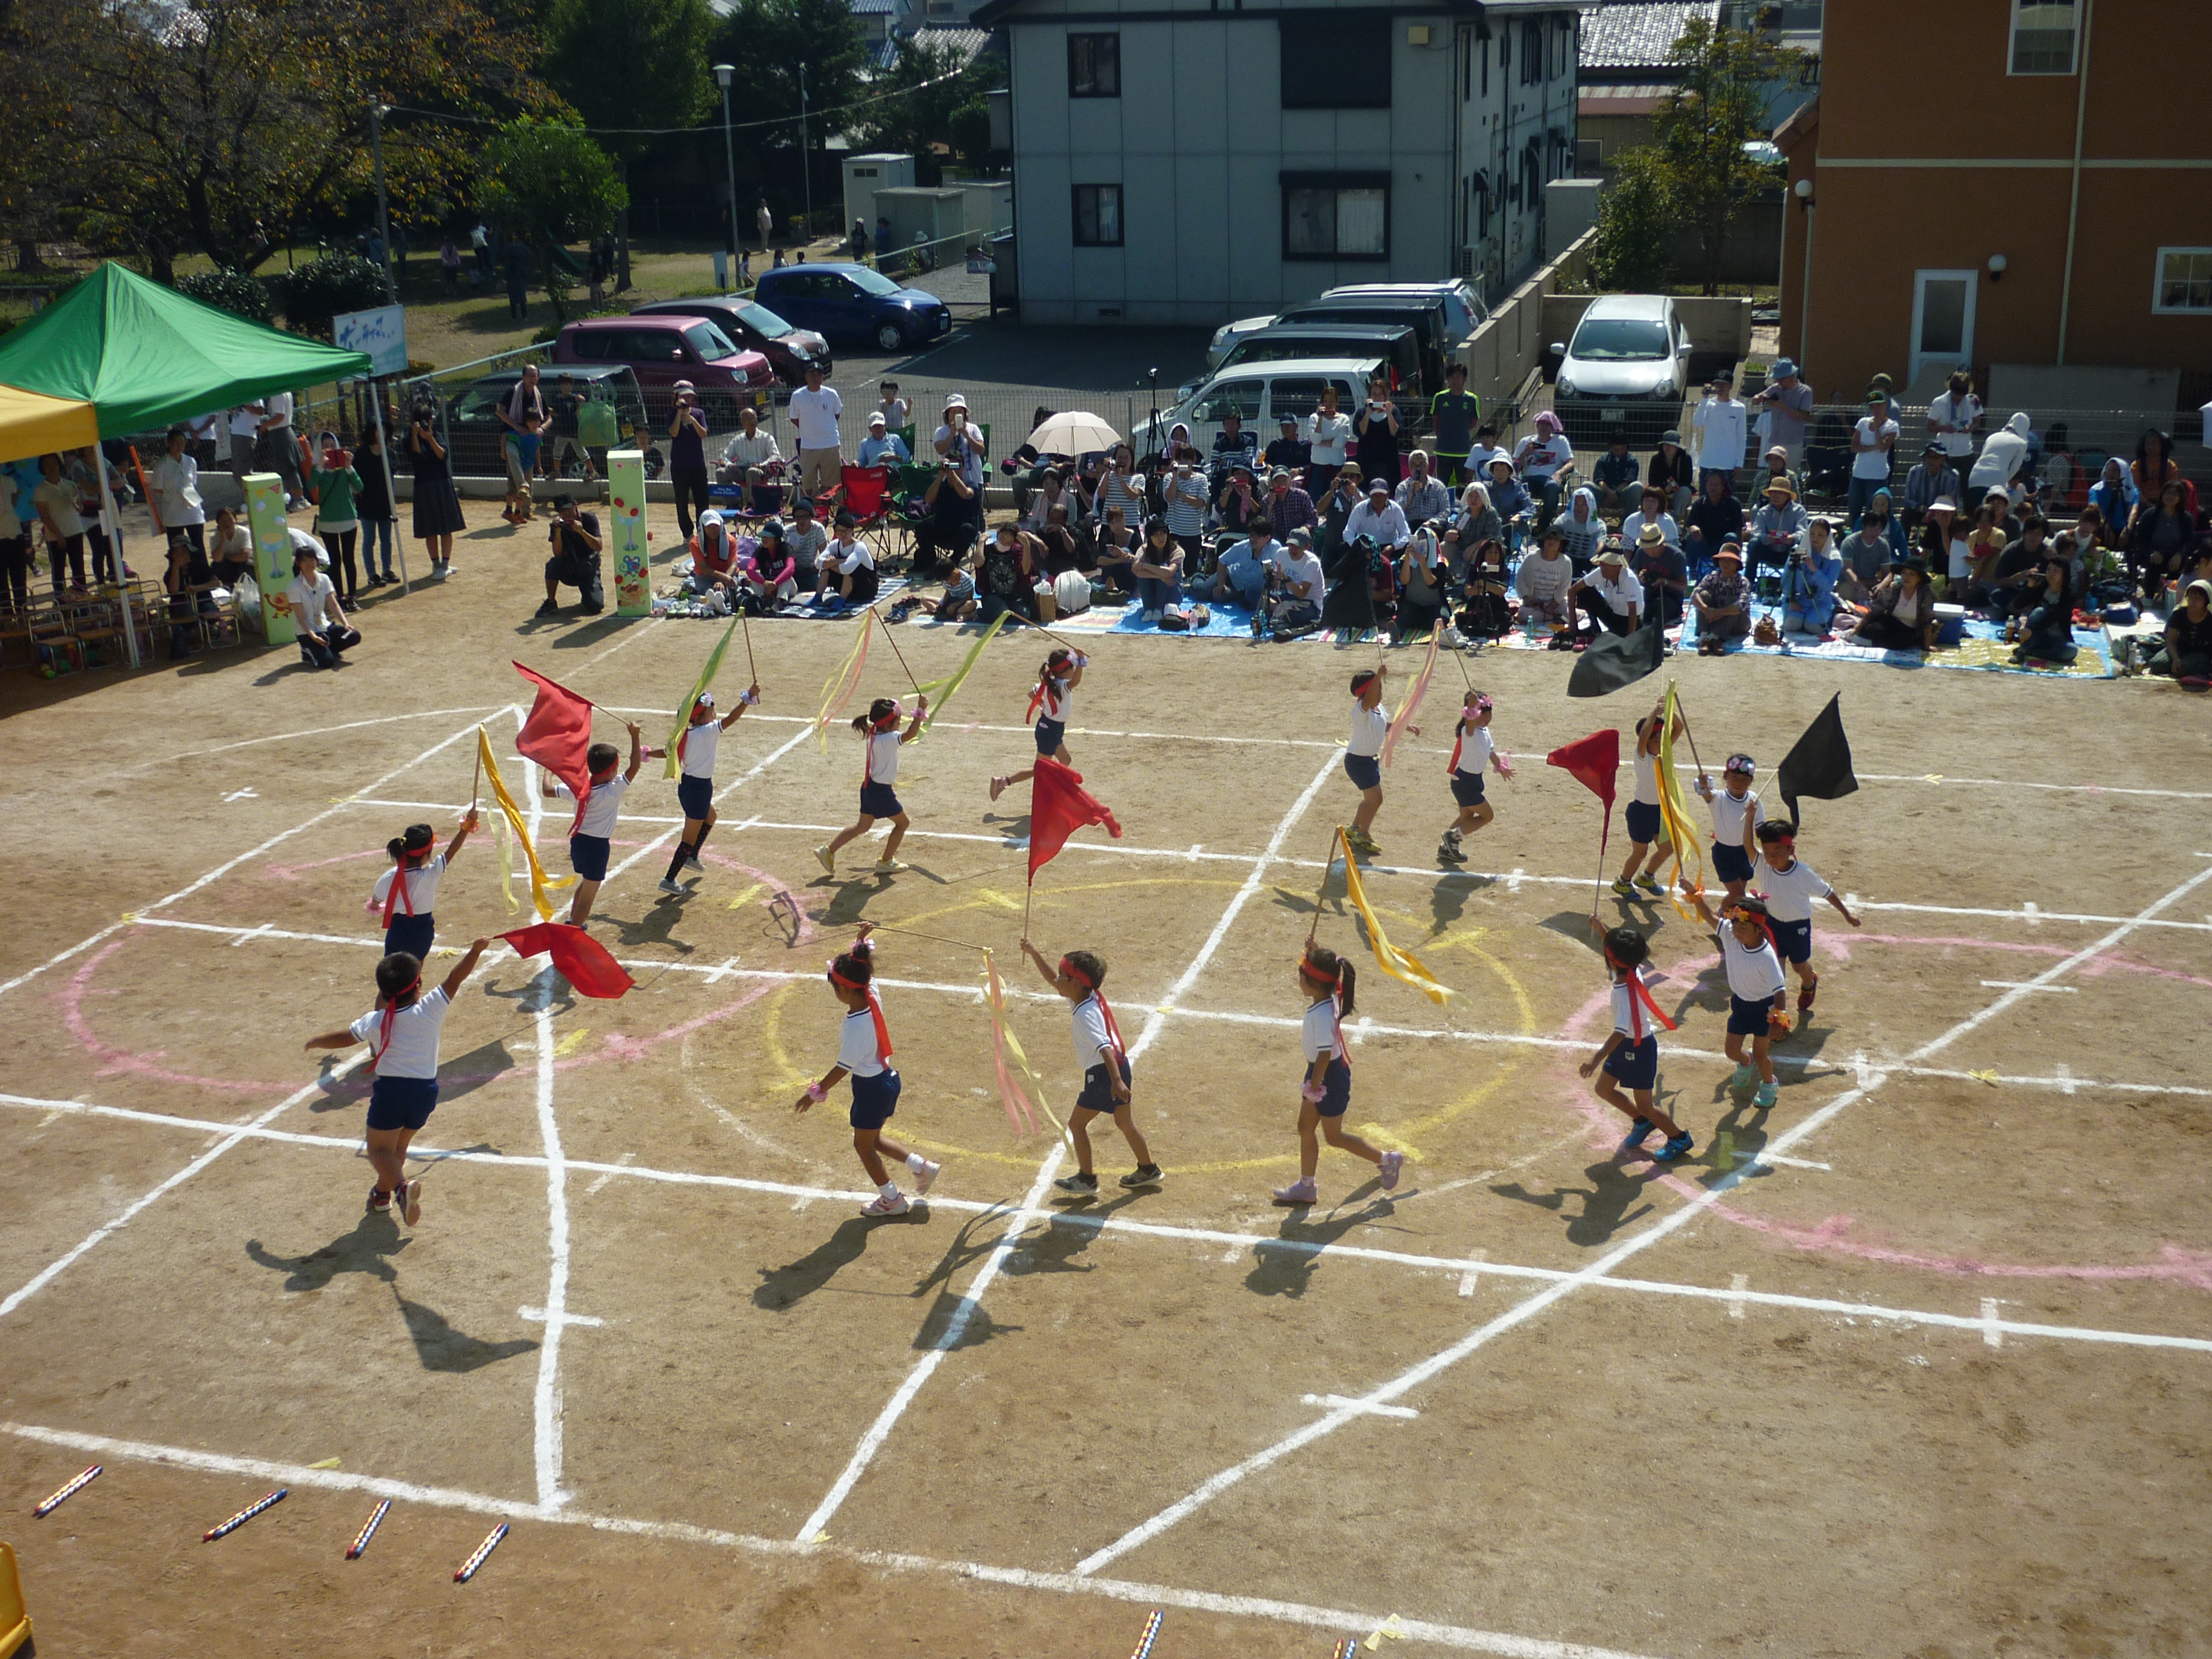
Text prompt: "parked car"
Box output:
[[1205, 313, 1283, 371], [751, 263, 953, 354], [1276, 284, 1487, 403], [437, 364, 659, 480], [1550, 293, 1693, 447], [631, 295, 831, 385], [1138, 357, 1387, 459], [1213, 323, 1423, 401], [550, 315, 775, 427]]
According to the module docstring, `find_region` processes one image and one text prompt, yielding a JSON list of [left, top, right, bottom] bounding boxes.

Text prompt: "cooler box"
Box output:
[[1932, 602, 1968, 646]]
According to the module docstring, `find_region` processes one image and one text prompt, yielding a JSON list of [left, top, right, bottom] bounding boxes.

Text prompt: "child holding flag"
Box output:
[[1344, 668, 1414, 857], [1438, 690, 1511, 866], [369, 816, 478, 961], [645, 684, 761, 895], [1019, 939, 1162, 1195], [1273, 945, 1402, 1206], [1579, 926, 1694, 1161], [304, 936, 491, 1225], [541, 722, 645, 925], [1694, 752, 1761, 902], [1753, 819, 1860, 1018], [816, 696, 927, 879], [990, 648, 1087, 802], [1614, 703, 1681, 898], [793, 929, 940, 1216], [1681, 881, 1787, 1110]]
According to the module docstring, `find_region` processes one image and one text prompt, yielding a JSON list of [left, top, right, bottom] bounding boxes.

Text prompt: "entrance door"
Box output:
[[1909, 270, 1977, 382]]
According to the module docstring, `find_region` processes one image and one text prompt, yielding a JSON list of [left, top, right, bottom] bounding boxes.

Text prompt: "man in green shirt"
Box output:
[[1429, 362, 1480, 488]]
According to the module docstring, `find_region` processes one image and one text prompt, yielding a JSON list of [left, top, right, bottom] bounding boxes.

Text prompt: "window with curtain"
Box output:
[[1282, 174, 1390, 262], [2154, 249, 2212, 313], [1072, 184, 1123, 247], [2008, 1, 2077, 73], [1068, 32, 1121, 96]]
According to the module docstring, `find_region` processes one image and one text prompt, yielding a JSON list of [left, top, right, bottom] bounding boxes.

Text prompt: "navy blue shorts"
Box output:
[[366, 1074, 438, 1132], [859, 780, 903, 820], [1603, 1033, 1659, 1091], [1305, 1054, 1351, 1118], [1450, 771, 1487, 808], [1074, 1054, 1133, 1113], [1034, 717, 1065, 757], [1712, 840, 1754, 883], [849, 1067, 902, 1130], [1626, 800, 1662, 845], [1728, 993, 1778, 1037], [1344, 752, 1381, 792], [383, 911, 435, 964], [569, 833, 611, 882], [677, 773, 714, 820], [1771, 916, 1812, 964]]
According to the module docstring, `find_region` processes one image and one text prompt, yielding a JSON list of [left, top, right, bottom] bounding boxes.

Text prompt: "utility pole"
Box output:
[[799, 62, 813, 247], [714, 64, 739, 286], [369, 102, 395, 302]]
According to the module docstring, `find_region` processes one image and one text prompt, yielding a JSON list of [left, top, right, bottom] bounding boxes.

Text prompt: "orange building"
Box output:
[[1776, 0, 2212, 404]]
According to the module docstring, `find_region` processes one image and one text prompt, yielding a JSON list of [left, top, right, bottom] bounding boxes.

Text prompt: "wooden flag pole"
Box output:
[[871, 604, 924, 695], [742, 611, 758, 685], [471, 731, 483, 816], [861, 921, 993, 953], [1304, 825, 1344, 948]]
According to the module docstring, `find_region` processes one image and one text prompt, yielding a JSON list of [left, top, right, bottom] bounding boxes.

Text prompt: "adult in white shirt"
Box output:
[[1689, 375, 1748, 486], [1848, 394, 1900, 521], [1619, 484, 1680, 553], [152, 424, 209, 559], [1267, 532, 1327, 625], [258, 389, 304, 506], [814, 510, 880, 610], [1510, 410, 1575, 529], [788, 362, 844, 499], [718, 403, 783, 511], [1572, 544, 1643, 638], [1513, 526, 1575, 630], [184, 410, 221, 470], [1344, 479, 1411, 551], [1968, 410, 2033, 500], [1925, 371, 1982, 466], [1303, 384, 1354, 496], [283, 530, 360, 669], [228, 403, 264, 485]]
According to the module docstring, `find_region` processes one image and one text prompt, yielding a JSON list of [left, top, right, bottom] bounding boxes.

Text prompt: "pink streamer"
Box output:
[[1379, 629, 1438, 767], [984, 954, 1039, 1136]]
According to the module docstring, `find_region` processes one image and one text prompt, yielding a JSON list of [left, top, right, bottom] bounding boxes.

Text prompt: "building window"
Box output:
[[1575, 138, 1601, 173], [2154, 247, 2212, 314], [2008, 1, 2077, 74], [1068, 32, 1120, 97], [1072, 184, 1122, 247], [1519, 19, 1540, 83], [1281, 15, 1390, 109], [1480, 25, 1490, 94], [1282, 173, 1390, 262]]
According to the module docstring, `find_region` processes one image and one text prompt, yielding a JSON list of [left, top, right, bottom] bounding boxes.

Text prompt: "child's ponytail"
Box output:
[[851, 697, 901, 735], [1300, 944, 1356, 1017], [828, 936, 876, 987], [387, 823, 434, 865]]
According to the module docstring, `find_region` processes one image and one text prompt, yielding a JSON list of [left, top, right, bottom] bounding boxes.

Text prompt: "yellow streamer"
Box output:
[[663, 614, 743, 779], [1335, 827, 1452, 1004], [983, 950, 1074, 1151], [477, 726, 571, 923], [910, 609, 1011, 741], [491, 799, 521, 914], [813, 609, 876, 752], [1653, 682, 1708, 923]]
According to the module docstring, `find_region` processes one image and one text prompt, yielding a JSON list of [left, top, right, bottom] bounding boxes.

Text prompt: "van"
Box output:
[[440, 363, 655, 480], [1550, 293, 1692, 446], [1138, 357, 1386, 458], [1278, 281, 1487, 400], [1214, 323, 1422, 400]]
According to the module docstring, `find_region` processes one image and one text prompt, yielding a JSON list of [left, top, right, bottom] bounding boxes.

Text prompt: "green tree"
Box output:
[[477, 121, 628, 321], [708, 0, 867, 232], [1649, 18, 1799, 295], [1586, 150, 1673, 293], [273, 254, 392, 338], [854, 36, 998, 162]]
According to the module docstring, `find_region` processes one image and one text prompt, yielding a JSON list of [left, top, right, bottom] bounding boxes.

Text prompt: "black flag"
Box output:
[[1567, 614, 1666, 698], [1777, 692, 1858, 826]]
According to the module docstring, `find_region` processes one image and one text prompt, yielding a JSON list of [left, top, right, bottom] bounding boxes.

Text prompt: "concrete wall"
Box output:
[[1452, 227, 1594, 415]]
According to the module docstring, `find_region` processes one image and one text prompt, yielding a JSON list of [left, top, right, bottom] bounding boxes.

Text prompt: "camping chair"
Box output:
[[830, 464, 903, 568]]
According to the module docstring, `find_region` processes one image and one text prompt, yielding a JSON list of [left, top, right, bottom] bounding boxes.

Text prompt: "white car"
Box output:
[[1551, 293, 1693, 444]]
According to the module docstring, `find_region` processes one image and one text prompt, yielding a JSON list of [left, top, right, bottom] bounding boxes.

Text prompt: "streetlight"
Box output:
[[713, 63, 738, 287]]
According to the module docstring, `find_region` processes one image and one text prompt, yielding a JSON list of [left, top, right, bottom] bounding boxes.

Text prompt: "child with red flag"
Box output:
[[1273, 945, 1401, 1207], [793, 928, 940, 1216], [369, 814, 477, 962], [1019, 938, 1161, 1196], [1681, 879, 1788, 1111], [816, 697, 927, 879], [991, 647, 1087, 803], [542, 722, 645, 926], [1438, 689, 1511, 865], [1580, 926, 1694, 1162]]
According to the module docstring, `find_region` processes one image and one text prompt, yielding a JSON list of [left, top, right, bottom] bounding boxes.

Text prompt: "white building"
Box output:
[[974, 0, 1582, 324]]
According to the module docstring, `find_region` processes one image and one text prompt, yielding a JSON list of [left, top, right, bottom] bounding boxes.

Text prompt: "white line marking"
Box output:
[[221, 787, 258, 802], [1982, 1299, 2005, 1348], [2054, 1064, 2077, 1098], [520, 1306, 605, 1329], [600, 725, 833, 891], [583, 1152, 637, 1196], [1755, 1153, 1832, 1172], [1979, 980, 2077, 993], [1728, 1274, 1749, 1320], [134, 706, 508, 769], [1301, 1394, 1419, 1420], [525, 737, 574, 1515], [227, 923, 275, 948]]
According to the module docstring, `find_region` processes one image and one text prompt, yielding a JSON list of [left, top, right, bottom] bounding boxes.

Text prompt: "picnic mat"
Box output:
[[652, 575, 910, 621], [1677, 603, 2116, 679]]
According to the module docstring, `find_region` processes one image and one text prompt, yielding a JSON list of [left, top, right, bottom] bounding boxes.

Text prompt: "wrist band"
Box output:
[[742, 689, 760, 705], [805, 1081, 826, 1102], [1300, 1080, 1326, 1103]]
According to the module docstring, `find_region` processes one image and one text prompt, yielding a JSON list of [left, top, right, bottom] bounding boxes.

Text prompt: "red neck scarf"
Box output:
[[1607, 962, 1676, 1039], [1026, 674, 1066, 724], [372, 976, 421, 1071], [1061, 960, 1123, 1059], [1447, 711, 1488, 774], [676, 711, 708, 767], [381, 854, 426, 927], [831, 964, 893, 1061]]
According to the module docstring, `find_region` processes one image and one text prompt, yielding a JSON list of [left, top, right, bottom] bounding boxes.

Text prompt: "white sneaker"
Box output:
[[912, 1159, 940, 1195], [860, 1191, 910, 1217], [398, 1179, 423, 1226], [657, 877, 684, 895], [814, 845, 836, 876], [874, 857, 907, 874]]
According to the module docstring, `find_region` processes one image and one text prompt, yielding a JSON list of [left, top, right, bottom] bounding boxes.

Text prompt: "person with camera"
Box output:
[[933, 393, 990, 535], [537, 494, 604, 617], [911, 461, 977, 579], [666, 381, 713, 540], [1353, 375, 1403, 489], [407, 402, 464, 578]]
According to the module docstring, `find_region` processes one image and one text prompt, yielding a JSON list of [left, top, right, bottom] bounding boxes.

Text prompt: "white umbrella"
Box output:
[[1026, 410, 1121, 456]]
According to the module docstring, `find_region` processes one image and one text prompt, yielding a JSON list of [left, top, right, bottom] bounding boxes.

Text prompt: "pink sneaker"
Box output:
[[1378, 1151, 1403, 1192], [1272, 1176, 1318, 1206], [989, 776, 1008, 802], [860, 1192, 911, 1217], [912, 1159, 941, 1196]]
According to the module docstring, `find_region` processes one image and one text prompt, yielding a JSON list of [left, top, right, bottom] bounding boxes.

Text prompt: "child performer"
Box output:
[[1614, 703, 1681, 897], [1438, 689, 1511, 865], [645, 683, 761, 895], [1273, 945, 1403, 1206], [1343, 668, 1409, 857], [1694, 751, 1761, 903], [1019, 938, 1162, 1195], [304, 936, 490, 1225], [1682, 881, 1787, 1111], [1754, 819, 1861, 1019], [816, 695, 927, 879], [369, 815, 477, 962], [990, 648, 1087, 802], [792, 929, 940, 1216], [543, 721, 645, 926], [1579, 926, 1694, 1161]]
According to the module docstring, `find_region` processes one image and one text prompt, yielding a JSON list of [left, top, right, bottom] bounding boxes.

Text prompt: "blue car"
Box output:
[[752, 263, 952, 355]]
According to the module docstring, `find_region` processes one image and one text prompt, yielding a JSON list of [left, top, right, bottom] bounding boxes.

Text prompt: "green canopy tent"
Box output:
[[0, 263, 378, 665]]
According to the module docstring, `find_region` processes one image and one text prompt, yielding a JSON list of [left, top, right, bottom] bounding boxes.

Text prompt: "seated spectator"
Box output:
[[1592, 436, 1641, 516], [1092, 503, 1138, 596], [1196, 519, 1276, 609], [1781, 516, 1842, 635], [1444, 482, 1501, 577], [1619, 485, 1678, 557], [1963, 500, 2009, 592], [2036, 420, 2076, 517], [980, 521, 1053, 625], [1748, 478, 1809, 581], [1264, 468, 1318, 545], [1395, 526, 1450, 640], [1573, 543, 1642, 640], [1483, 455, 1533, 539], [811, 509, 880, 611], [1840, 506, 1900, 602], [2087, 457, 2136, 543], [1856, 488, 1906, 566], [687, 509, 742, 598], [1631, 521, 1687, 626], [1647, 428, 1694, 520], [537, 494, 604, 616], [1394, 449, 1453, 530], [1130, 516, 1183, 622], [1982, 483, 2024, 545], [208, 506, 254, 587], [1848, 558, 1936, 651], [1513, 526, 1575, 638], [745, 521, 799, 612], [911, 462, 978, 577], [856, 411, 910, 470], [1264, 414, 1311, 476], [286, 532, 359, 669], [1345, 478, 1412, 552], [1457, 537, 1513, 639], [1023, 466, 1082, 534], [1977, 515, 2051, 618], [1210, 412, 1259, 486], [2006, 550, 2077, 665], [903, 561, 978, 623], [1920, 498, 1969, 596], [718, 404, 784, 514], [1465, 421, 1510, 485], [785, 496, 829, 585], [1557, 486, 1606, 569], [1692, 542, 1751, 655], [1751, 444, 1800, 502], [1315, 462, 1366, 564], [1265, 528, 1327, 631], [2126, 478, 2201, 602], [1213, 464, 1265, 540], [1902, 443, 1961, 530], [1683, 471, 1744, 580], [2145, 577, 2212, 680], [1512, 410, 1575, 530]]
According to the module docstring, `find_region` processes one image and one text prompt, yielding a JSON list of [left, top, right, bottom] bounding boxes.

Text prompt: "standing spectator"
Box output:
[[355, 421, 399, 587], [1647, 427, 1694, 520], [258, 390, 304, 508], [1969, 411, 2034, 501], [1848, 392, 1900, 522], [1682, 471, 1744, 580], [1902, 441, 1962, 529], [666, 381, 712, 539], [310, 441, 364, 605], [1265, 414, 1310, 475], [786, 364, 845, 504], [546, 373, 593, 481], [1264, 468, 1317, 543], [1096, 443, 1145, 524], [1161, 454, 1208, 567], [501, 363, 546, 456], [757, 198, 776, 251], [1632, 520, 1687, 625], [1353, 375, 1403, 488], [1750, 358, 1814, 465], [32, 453, 87, 594], [185, 410, 221, 472], [1590, 435, 1640, 516], [471, 221, 492, 286], [1690, 375, 1748, 488], [501, 237, 532, 321], [407, 402, 464, 578], [933, 393, 988, 537], [1429, 362, 1478, 486], [1620, 484, 1679, 555], [1692, 543, 1751, 655], [0, 466, 30, 614], [1512, 410, 1575, 531], [874, 381, 909, 434], [501, 410, 543, 526], [2036, 421, 2077, 516], [1394, 449, 1453, 529], [1304, 383, 1353, 498], [876, 215, 893, 260], [851, 218, 870, 261], [439, 236, 462, 293], [68, 447, 119, 586], [1926, 371, 1982, 473], [586, 238, 608, 308], [1865, 372, 1903, 430]]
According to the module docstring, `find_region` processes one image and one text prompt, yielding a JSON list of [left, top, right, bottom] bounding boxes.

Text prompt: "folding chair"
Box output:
[[834, 463, 905, 568]]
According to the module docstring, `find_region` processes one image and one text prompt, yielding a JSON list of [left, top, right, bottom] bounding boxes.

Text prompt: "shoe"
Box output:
[[1272, 1176, 1318, 1206], [1119, 1164, 1164, 1189], [1610, 878, 1635, 897], [367, 1186, 392, 1213], [1652, 1131, 1696, 1162], [989, 776, 1008, 802], [1634, 874, 1663, 895], [860, 1192, 911, 1217], [1437, 841, 1467, 865], [814, 845, 836, 877], [1619, 1118, 1655, 1151], [1054, 1171, 1099, 1195], [398, 1179, 423, 1227], [535, 598, 560, 617], [1444, 828, 1462, 847], [1728, 1064, 1758, 1090], [1378, 1150, 1403, 1191], [874, 857, 906, 874], [658, 877, 685, 895], [1752, 1082, 1779, 1110], [912, 1159, 940, 1196]]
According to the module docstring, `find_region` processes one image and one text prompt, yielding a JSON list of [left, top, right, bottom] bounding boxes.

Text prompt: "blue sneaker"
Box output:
[[1728, 1064, 1758, 1090], [1619, 1118, 1656, 1151], [1652, 1131, 1695, 1162], [1752, 1081, 1779, 1110]]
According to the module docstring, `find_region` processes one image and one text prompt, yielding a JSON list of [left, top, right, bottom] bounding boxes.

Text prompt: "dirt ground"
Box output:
[[1, 492, 2209, 1658]]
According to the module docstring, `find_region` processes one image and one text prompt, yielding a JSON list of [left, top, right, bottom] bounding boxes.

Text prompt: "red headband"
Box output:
[[871, 705, 903, 731], [1062, 957, 1125, 1059], [1299, 955, 1350, 1073]]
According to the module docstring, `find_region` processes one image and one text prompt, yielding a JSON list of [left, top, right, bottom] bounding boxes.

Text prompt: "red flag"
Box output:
[[498, 923, 635, 999], [1028, 756, 1122, 882], [514, 662, 597, 833], [1545, 729, 1620, 807]]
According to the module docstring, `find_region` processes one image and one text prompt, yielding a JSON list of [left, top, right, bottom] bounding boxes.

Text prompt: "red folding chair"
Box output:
[[833, 463, 908, 568]]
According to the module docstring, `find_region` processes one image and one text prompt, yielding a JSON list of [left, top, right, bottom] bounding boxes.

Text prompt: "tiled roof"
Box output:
[[1577, 1, 1719, 72], [849, 0, 900, 14], [909, 24, 994, 65]]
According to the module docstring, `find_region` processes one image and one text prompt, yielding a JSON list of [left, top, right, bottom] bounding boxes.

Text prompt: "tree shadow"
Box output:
[[391, 1289, 540, 1373], [753, 1217, 877, 1312], [1244, 1197, 1392, 1299], [246, 1213, 410, 1290], [1491, 1159, 1668, 1248]]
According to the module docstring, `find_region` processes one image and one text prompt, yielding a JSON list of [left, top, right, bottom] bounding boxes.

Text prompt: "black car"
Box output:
[[436, 363, 659, 480], [632, 297, 832, 386]]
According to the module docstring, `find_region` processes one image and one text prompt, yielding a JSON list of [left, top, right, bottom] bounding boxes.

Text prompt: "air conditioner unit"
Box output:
[[1406, 22, 1439, 47], [1454, 247, 1476, 279]]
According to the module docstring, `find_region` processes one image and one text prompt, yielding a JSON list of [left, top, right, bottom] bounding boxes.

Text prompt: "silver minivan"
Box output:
[[1139, 357, 1386, 457], [1550, 294, 1694, 445]]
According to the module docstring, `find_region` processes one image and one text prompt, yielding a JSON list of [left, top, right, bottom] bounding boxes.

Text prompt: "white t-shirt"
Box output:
[[837, 1006, 886, 1077], [1347, 702, 1389, 757], [1270, 547, 1325, 598], [371, 852, 446, 916], [830, 536, 874, 575], [1071, 994, 1114, 1070], [1756, 857, 1832, 923], [867, 728, 902, 785], [153, 454, 207, 526], [557, 773, 628, 838], [1039, 678, 1073, 724], [32, 479, 84, 538], [677, 718, 722, 779], [1453, 723, 1494, 777], [1587, 565, 1643, 617], [186, 412, 220, 442], [1632, 746, 1661, 806], [287, 571, 340, 631], [1720, 926, 1787, 1002], [1301, 997, 1346, 1064], [264, 391, 294, 432], [1610, 976, 1660, 1039], [1305, 411, 1353, 465], [1515, 434, 1574, 480], [1692, 397, 1748, 471], [1852, 417, 1900, 480], [1709, 783, 1758, 845], [230, 406, 263, 440], [1927, 391, 1981, 458], [350, 986, 452, 1079], [790, 385, 843, 451]]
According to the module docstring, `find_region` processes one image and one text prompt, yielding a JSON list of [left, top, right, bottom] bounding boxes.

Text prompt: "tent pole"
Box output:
[[98, 463, 141, 669], [367, 383, 408, 592]]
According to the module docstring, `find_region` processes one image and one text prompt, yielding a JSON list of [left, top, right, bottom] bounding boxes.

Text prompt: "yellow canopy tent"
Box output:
[[0, 383, 99, 460]]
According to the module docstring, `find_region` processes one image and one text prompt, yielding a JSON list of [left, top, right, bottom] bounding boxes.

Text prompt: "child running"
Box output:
[[304, 936, 491, 1225], [1019, 937, 1162, 1195], [543, 721, 645, 926], [1273, 945, 1403, 1206], [1682, 880, 1788, 1111], [368, 814, 477, 962], [1753, 819, 1861, 1019], [990, 648, 1087, 801], [792, 928, 940, 1216], [1613, 702, 1681, 897], [1694, 751, 1761, 902], [1578, 925, 1694, 1161], [1438, 689, 1511, 865], [816, 695, 928, 879], [645, 683, 761, 896], [1342, 668, 1406, 857]]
